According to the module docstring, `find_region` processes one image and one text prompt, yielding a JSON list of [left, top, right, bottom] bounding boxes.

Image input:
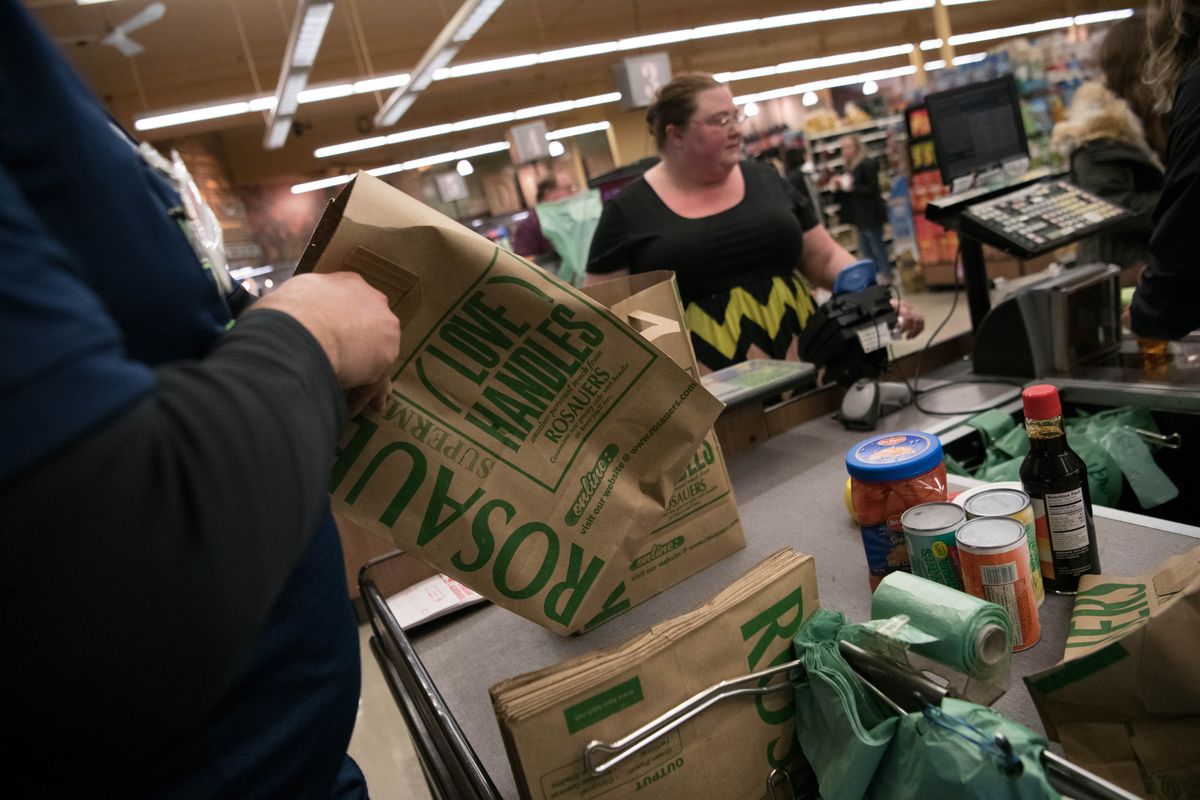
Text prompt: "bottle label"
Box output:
[[1044, 487, 1090, 554]]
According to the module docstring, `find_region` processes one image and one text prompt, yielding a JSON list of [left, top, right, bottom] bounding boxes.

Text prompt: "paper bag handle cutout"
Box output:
[[343, 245, 422, 325]]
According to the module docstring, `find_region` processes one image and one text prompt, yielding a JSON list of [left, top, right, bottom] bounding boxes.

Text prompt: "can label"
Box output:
[[905, 531, 962, 589], [860, 520, 910, 589], [1029, 497, 1056, 582], [959, 542, 1040, 651], [1013, 507, 1045, 607]]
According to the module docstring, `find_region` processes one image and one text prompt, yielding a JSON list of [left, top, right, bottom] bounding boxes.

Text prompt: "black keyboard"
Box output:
[[959, 180, 1133, 259]]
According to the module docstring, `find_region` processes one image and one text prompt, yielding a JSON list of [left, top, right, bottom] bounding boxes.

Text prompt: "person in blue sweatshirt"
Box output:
[[1, 2, 400, 796]]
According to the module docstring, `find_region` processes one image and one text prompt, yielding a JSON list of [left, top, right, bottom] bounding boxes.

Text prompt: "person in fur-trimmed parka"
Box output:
[[1052, 81, 1165, 272]]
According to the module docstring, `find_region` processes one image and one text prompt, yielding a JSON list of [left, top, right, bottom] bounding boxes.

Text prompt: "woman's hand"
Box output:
[[891, 298, 924, 338]]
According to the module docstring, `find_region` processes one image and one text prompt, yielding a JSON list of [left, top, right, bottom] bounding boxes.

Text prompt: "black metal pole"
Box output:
[[960, 234, 990, 331]]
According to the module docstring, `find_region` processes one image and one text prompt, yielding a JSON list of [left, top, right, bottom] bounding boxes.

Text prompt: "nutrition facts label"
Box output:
[[1046, 488, 1089, 552]]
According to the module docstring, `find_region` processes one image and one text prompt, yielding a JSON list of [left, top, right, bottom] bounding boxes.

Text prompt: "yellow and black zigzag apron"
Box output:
[[684, 272, 818, 374]]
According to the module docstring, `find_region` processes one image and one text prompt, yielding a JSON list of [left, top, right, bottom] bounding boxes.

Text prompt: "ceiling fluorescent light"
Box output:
[[317, 94, 619, 159], [136, 100, 254, 131], [446, 53, 538, 79], [574, 92, 622, 108], [265, 0, 335, 150], [452, 0, 507, 42], [375, 0, 507, 128], [692, 20, 763, 38], [546, 121, 610, 140], [1074, 9, 1134, 25], [950, 17, 1073, 45], [248, 97, 275, 111], [537, 42, 619, 63], [758, 11, 824, 30], [276, 73, 308, 118], [715, 66, 779, 82], [265, 117, 293, 150], [367, 163, 406, 178], [455, 141, 512, 158], [618, 29, 693, 50], [353, 74, 411, 93], [314, 136, 390, 158], [291, 174, 354, 194], [298, 83, 353, 104], [453, 112, 516, 131], [386, 123, 455, 144], [292, 2, 335, 68], [76, 0, 119, 5], [514, 100, 576, 119]]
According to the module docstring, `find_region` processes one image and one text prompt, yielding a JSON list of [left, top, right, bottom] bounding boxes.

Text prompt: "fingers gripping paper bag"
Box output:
[[300, 173, 730, 635], [582, 271, 745, 610]]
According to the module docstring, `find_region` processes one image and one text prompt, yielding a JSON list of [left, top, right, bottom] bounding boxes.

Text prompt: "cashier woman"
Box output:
[[1128, 0, 1200, 340], [586, 73, 924, 374], [2, 4, 397, 797]]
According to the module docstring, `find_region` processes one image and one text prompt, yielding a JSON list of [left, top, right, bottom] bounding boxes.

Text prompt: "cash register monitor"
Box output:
[[926, 74, 1028, 184]]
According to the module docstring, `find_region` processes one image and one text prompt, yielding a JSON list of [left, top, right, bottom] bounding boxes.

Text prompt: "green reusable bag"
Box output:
[[535, 189, 602, 287]]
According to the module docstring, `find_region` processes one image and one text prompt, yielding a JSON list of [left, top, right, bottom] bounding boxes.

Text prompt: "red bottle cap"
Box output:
[[1022, 384, 1062, 420]]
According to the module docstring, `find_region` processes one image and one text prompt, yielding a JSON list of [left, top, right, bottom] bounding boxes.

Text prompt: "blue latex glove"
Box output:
[[832, 259, 878, 295]]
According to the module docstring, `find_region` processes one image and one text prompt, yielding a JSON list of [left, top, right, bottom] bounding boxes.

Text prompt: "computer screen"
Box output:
[[925, 74, 1028, 184]]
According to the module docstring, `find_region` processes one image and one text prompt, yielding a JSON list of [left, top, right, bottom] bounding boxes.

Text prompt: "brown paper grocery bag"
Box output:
[[300, 173, 726, 635], [492, 549, 818, 800], [1025, 546, 1200, 798], [582, 271, 745, 619]]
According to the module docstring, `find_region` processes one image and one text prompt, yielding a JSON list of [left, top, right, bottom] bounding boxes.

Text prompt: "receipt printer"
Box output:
[[974, 263, 1120, 378]]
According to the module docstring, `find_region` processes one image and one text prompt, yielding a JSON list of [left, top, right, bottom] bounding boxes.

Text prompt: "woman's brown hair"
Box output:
[[645, 73, 722, 150], [1145, 0, 1200, 113], [1100, 15, 1169, 158]]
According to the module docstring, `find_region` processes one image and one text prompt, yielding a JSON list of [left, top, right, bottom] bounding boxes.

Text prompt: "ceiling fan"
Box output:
[[55, 2, 166, 57]]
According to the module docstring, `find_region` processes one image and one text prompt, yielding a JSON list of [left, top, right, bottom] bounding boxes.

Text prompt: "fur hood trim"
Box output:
[[1052, 82, 1161, 167]]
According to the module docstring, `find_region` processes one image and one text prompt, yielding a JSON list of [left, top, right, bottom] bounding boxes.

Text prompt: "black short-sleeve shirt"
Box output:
[[586, 159, 820, 302]]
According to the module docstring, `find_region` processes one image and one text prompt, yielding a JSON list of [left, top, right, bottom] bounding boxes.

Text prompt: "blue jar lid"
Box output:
[[846, 431, 944, 481]]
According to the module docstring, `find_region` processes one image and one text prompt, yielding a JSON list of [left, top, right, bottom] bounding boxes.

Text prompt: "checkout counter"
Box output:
[[359, 344, 1199, 799], [358, 71, 1200, 798]]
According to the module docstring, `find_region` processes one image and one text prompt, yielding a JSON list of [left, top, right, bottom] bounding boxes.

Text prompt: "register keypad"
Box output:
[[959, 180, 1133, 259]]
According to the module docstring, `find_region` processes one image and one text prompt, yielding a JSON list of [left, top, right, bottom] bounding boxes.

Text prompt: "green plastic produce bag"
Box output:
[[959, 405, 1177, 509], [793, 609, 897, 800], [535, 189, 602, 287], [871, 698, 1060, 800], [794, 607, 1062, 800]]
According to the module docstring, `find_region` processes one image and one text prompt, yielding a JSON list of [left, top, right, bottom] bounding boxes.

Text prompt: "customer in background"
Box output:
[[586, 73, 922, 373], [1052, 15, 1165, 274], [1128, 0, 1200, 339], [2, 4, 400, 797], [832, 135, 893, 285], [513, 175, 574, 262], [1101, 15, 1170, 160], [1052, 81, 1163, 273]]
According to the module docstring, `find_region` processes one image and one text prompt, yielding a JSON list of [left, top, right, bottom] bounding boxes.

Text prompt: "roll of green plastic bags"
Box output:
[[871, 571, 1012, 678]]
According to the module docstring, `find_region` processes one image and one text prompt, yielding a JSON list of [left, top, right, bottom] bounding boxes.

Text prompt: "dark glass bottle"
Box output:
[[1018, 385, 1100, 594]]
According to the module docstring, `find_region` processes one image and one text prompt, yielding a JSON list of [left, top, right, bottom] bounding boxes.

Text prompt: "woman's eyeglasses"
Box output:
[[696, 110, 747, 129]]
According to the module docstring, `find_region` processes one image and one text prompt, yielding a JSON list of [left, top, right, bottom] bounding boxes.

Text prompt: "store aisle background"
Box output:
[[344, 287, 969, 800]]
